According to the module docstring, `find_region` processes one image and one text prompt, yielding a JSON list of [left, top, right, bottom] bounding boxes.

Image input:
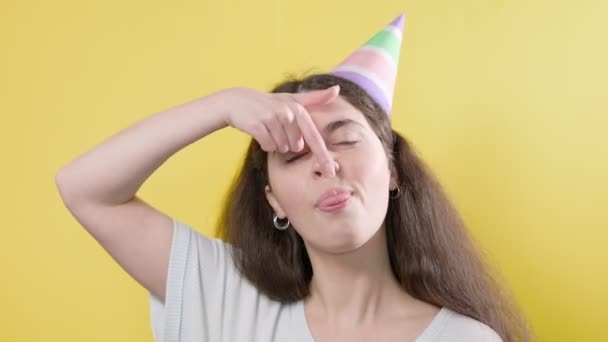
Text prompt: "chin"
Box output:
[[320, 226, 377, 254]]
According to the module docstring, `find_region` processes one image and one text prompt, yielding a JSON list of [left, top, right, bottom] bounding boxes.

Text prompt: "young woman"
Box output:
[[56, 14, 531, 342]]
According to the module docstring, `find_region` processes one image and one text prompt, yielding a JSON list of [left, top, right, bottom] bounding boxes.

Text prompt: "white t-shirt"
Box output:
[[149, 218, 503, 342]]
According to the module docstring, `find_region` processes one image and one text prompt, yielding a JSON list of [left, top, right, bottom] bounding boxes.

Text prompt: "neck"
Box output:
[[304, 225, 410, 326]]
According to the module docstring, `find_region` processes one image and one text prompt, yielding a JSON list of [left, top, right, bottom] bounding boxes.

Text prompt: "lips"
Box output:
[[316, 188, 353, 212]]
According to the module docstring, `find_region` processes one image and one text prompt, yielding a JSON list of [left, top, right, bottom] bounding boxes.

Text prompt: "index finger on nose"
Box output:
[[292, 103, 335, 176]]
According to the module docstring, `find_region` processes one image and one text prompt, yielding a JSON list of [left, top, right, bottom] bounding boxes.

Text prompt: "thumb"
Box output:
[[291, 85, 340, 107]]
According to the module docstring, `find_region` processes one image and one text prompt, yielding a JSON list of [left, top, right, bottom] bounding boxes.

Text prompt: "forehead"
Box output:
[[306, 95, 369, 130]]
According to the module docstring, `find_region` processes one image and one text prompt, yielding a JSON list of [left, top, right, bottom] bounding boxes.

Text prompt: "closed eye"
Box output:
[[336, 141, 359, 146], [286, 152, 309, 163], [285, 141, 359, 164]]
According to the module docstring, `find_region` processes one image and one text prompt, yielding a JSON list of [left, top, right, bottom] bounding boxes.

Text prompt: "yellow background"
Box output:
[[2, 0, 606, 340]]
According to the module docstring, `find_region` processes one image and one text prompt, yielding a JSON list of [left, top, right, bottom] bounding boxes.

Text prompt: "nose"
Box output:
[[313, 156, 340, 178]]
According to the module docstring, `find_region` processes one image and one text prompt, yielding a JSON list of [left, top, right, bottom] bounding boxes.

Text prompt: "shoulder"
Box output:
[[443, 308, 503, 341], [425, 307, 503, 342], [150, 219, 292, 341]]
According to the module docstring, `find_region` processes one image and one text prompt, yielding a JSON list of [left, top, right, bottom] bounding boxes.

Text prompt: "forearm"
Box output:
[[56, 94, 228, 206]]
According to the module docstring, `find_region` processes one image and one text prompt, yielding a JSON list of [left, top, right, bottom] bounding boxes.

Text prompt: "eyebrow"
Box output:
[[321, 118, 363, 136]]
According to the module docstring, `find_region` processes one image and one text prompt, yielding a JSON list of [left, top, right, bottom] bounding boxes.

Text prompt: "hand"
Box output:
[[215, 85, 341, 176]]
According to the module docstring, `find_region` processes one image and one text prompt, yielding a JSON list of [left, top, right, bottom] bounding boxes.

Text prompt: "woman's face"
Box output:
[[265, 95, 397, 254]]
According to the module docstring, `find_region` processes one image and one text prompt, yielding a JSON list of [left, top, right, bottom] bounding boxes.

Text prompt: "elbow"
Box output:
[[55, 168, 78, 205]]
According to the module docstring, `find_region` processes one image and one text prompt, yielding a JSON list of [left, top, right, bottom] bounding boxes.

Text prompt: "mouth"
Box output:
[[317, 191, 353, 213]]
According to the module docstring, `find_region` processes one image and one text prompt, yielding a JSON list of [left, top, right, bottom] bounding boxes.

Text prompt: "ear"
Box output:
[[388, 160, 399, 191], [265, 185, 287, 218]]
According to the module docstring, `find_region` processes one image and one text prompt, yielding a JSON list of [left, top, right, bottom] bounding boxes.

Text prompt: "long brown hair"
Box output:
[[216, 73, 532, 341]]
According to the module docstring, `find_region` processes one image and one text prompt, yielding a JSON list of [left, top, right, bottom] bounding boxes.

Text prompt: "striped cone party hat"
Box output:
[[329, 13, 405, 117]]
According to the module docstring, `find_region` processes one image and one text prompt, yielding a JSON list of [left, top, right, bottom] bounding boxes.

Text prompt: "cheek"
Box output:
[[352, 148, 392, 230], [351, 147, 391, 191], [268, 170, 306, 213]]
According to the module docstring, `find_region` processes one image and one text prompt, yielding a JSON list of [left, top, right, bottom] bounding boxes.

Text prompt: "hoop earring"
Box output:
[[273, 213, 290, 230], [390, 185, 401, 199]]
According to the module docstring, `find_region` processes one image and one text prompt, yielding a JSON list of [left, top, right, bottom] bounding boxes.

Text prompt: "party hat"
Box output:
[[329, 13, 405, 117]]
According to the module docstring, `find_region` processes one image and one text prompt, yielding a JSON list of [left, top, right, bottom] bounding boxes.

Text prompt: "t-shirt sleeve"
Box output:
[[148, 217, 235, 342]]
